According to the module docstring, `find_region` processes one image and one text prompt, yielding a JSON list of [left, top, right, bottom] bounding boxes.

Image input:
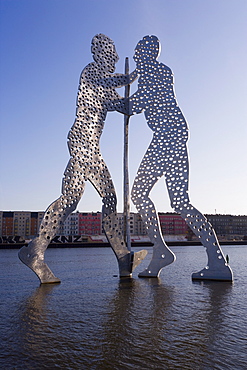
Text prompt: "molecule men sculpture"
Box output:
[[19, 34, 233, 283]]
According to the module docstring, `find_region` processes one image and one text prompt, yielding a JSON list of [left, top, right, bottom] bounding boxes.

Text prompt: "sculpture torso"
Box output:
[[67, 62, 124, 156], [131, 60, 188, 138]]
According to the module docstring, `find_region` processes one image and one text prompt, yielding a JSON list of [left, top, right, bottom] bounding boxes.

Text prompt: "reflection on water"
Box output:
[[16, 285, 60, 369], [0, 246, 246, 369], [100, 278, 174, 369], [191, 281, 233, 369]]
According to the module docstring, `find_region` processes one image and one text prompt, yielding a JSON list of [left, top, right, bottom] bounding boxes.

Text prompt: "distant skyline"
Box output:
[[0, 0, 246, 215]]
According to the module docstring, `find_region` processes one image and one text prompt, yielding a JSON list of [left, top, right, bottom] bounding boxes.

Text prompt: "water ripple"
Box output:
[[0, 246, 246, 369]]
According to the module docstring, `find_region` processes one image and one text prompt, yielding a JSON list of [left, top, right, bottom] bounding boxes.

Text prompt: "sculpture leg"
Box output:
[[18, 195, 80, 283], [89, 157, 147, 277], [165, 144, 233, 281], [181, 207, 233, 281], [19, 158, 83, 283], [131, 148, 175, 278]]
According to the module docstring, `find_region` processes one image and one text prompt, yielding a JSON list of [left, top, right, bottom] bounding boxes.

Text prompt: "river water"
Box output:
[[0, 245, 246, 369]]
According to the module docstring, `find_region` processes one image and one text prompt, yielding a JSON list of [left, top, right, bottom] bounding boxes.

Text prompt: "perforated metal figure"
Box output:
[[130, 35, 233, 280], [19, 34, 146, 283]]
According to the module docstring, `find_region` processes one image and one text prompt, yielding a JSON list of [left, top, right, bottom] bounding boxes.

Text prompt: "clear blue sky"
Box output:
[[0, 0, 246, 215]]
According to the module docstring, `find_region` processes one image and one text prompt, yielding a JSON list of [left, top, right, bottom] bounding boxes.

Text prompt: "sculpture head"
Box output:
[[134, 35, 160, 66], [91, 34, 119, 73]]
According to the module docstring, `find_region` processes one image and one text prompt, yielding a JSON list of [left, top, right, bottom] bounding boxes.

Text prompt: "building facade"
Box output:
[[117, 212, 147, 235], [206, 214, 247, 240], [0, 211, 44, 237], [1, 211, 246, 240], [158, 213, 188, 235], [78, 212, 101, 235], [58, 212, 79, 236]]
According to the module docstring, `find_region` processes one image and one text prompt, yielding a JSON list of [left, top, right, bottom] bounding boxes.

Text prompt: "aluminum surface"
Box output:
[[18, 34, 232, 283], [19, 34, 147, 283], [130, 35, 233, 280], [123, 57, 131, 252]]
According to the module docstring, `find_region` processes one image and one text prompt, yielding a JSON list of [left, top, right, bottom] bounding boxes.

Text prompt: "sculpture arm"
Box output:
[[115, 95, 144, 116], [114, 70, 139, 115], [101, 70, 138, 88], [112, 69, 138, 86], [129, 69, 138, 83], [113, 98, 129, 115], [106, 74, 129, 87]]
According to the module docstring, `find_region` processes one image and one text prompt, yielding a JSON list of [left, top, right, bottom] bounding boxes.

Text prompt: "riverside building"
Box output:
[[0, 211, 246, 241]]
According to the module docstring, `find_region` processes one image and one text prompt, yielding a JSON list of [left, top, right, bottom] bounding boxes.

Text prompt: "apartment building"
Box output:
[[0, 211, 14, 236], [58, 212, 79, 235], [78, 212, 101, 235], [117, 212, 147, 235], [206, 214, 247, 239], [158, 213, 187, 235], [1, 211, 246, 240], [0, 211, 44, 237], [0, 211, 102, 237]]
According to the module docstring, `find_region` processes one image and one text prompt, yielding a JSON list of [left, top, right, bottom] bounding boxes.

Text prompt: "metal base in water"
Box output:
[[191, 265, 233, 282], [18, 245, 61, 284], [119, 249, 148, 277]]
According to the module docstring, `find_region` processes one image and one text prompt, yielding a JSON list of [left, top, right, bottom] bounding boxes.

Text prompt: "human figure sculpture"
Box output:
[[19, 34, 147, 283], [129, 35, 233, 280]]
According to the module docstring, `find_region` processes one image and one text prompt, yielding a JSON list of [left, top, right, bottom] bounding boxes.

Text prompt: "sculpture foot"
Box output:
[[118, 253, 132, 277], [118, 249, 148, 277], [18, 246, 61, 284], [132, 249, 148, 272], [138, 249, 175, 278], [192, 264, 233, 282]]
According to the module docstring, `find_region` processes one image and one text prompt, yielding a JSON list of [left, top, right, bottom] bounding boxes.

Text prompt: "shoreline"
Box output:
[[1, 240, 246, 249]]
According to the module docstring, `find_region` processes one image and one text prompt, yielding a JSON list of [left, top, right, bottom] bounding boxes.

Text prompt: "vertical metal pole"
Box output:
[[123, 57, 131, 251]]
